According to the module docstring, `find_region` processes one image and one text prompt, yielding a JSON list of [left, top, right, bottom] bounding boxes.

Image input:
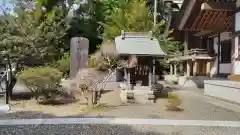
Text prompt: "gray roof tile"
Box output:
[[115, 36, 166, 57]]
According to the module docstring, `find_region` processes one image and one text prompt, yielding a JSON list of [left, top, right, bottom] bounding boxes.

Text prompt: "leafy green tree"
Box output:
[[0, 8, 66, 69], [101, 0, 154, 40], [99, 0, 183, 74], [0, 3, 68, 97]]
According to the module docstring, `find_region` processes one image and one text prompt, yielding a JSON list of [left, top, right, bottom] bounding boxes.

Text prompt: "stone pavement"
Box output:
[[173, 87, 240, 113], [1, 124, 240, 135], [1, 118, 240, 135]]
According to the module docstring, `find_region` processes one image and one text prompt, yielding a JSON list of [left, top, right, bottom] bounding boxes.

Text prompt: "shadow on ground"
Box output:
[[0, 110, 112, 119]]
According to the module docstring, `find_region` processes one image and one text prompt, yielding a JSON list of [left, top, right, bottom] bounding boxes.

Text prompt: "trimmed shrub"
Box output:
[[55, 53, 70, 78], [18, 67, 63, 104]]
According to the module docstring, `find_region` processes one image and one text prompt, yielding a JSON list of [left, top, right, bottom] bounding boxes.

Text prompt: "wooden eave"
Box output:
[[178, 0, 235, 33], [193, 31, 219, 37], [201, 2, 235, 11], [188, 10, 232, 32]]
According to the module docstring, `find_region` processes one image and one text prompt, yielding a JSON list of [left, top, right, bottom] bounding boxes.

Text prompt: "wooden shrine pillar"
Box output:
[[184, 31, 189, 52], [148, 58, 155, 88], [206, 61, 211, 77], [148, 68, 152, 88], [186, 61, 190, 77], [170, 64, 173, 75], [174, 63, 177, 75], [179, 62, 183, 75], [217, 33, 221, 75], [193, 61, 198, 76]]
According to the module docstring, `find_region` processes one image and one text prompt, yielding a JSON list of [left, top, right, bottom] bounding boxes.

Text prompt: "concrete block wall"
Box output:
[[204, 80, 240, 104]]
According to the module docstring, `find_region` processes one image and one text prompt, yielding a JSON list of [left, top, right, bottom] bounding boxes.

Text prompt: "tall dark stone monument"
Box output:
[[70, 37, 89, 79]]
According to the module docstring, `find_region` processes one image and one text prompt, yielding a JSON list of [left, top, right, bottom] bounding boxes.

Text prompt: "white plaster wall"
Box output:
[[219, 63, 232, 73], [210, 58, 217, 76], [233, 61, 240, 75], [210, 32, 232, 76], [204, 80, 240, 104]]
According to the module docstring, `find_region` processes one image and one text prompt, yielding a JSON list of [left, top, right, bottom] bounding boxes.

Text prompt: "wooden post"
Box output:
[[170, 64, 173, 75], [186, 61, 190, 77], [179, 62, 183, 74], [149, 67, 152, 88], [217, 33, 221, 75], [124, 68, 127, 81], [193, 61, 197, 76], [206, 61, 211, 77], [184, 31, 189, 52], [152, 58, 155, 83], [5, 63, 9, 104], [127, 69, 131, 90], [174, 63, 177, 75]]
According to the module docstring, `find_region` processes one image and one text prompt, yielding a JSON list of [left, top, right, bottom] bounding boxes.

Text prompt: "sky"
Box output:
[[0, 0, 83, 15], [0, 0, 14, 14], [0, 0, 14, 8]]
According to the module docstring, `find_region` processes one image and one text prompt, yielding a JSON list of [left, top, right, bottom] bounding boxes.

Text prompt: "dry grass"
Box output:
[[10, 97, 89, 117], [164, 93, 183, 112], [9, 90, 116, 117]]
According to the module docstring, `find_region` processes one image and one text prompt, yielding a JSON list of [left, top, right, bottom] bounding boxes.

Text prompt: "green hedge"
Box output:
[[18, 67, 63, 103]]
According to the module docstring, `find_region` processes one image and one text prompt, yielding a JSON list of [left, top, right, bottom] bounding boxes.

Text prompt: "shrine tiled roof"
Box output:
[[115, 32, 166, 57]]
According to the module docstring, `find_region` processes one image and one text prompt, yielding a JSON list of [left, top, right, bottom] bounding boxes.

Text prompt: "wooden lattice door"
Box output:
[[131, 57, 152, 86]]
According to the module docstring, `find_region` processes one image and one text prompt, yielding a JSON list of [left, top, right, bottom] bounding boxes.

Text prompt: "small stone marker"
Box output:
[[70, 37, 89, 79]]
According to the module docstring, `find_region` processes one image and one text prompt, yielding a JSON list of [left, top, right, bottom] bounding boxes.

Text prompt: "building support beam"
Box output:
[[193, 31, 212, 37], [184, 31, 189, 52], [206, 61, 211, 77], [151, 58, 155, 87], [178, 0, 197, 30], [217, 33, 221, 75], [179, 62, 184, 74], [126, 69, 131, 90], [174, 63, 177, 75], [201, 2, 235, 11], [149, 67, 152, 88], [124, 68, 127, 81], [186, 61, 191, 77], [170, 64, 173, 75], [193, 61, 198, 77]]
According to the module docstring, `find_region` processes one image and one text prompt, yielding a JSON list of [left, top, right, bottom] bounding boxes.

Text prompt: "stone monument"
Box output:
[[70, 37, 89, 79]]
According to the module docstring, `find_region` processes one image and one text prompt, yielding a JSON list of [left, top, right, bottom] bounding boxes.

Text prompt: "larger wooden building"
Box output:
[[166, 0, 240, 82]]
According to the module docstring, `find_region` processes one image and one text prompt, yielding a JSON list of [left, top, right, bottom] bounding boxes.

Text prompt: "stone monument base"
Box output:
[[120, 89, 155, 104]]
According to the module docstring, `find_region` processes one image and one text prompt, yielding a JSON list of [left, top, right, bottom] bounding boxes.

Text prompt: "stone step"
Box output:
[[133, 86, 150, 90]]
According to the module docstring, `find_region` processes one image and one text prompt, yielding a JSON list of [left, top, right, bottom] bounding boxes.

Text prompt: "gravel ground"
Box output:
[[85, 89, 240, 121], [86, 102, 240, 120], [1, 124, 240, 135], [1, 88, 240, 120], [1, 83, 240, 135], [1, 81, 240, 121]]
